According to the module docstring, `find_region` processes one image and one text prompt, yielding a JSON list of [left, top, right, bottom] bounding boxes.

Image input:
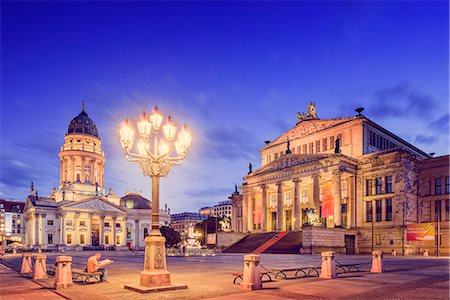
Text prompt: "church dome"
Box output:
[[67, 104, 99, 138]]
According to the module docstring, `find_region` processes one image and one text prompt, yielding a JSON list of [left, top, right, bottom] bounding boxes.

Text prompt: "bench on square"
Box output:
[[273, 266, 321, 279], [232, 270, 272, 284], [72, 268, 103, 284]]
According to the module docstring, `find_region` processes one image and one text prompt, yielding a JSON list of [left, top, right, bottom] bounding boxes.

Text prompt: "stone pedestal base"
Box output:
[[140, 270, 171, 286], [124, 283, 187, 293], [320, 251, 336, 279], [371, 250, 383, 273], [240, 254, 262, 290], [124, 232, 188, 293]]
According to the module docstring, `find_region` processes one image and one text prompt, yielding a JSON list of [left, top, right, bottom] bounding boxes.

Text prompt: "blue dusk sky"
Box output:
[[1, 1, 449, 212]]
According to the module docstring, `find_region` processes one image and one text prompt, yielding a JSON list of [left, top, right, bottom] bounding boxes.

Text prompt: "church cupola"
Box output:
[[56, 102, 106, 201]]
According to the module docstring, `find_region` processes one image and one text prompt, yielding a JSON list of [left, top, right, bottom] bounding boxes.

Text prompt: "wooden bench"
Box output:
[[72, 268, 103, 284], [274, 266, 321, 279], [232, 270, 272, 284]]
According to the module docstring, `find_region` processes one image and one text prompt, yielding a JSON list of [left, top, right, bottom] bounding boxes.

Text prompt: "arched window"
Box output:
[[143, 228, 148, 238]]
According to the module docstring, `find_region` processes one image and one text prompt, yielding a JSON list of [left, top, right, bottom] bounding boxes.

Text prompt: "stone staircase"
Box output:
[[264, 231, 303, 254], [224, 231, 303, 254], [223, 232, 278, 253]]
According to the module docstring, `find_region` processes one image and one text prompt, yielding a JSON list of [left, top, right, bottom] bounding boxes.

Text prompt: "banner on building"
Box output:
[[321, 181, 334, 218], [406, 223, 435, 241], [207, 233, 216, 245]]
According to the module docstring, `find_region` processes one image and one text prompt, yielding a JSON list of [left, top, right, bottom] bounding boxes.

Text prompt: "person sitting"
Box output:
[[86, 252, 113, 282]]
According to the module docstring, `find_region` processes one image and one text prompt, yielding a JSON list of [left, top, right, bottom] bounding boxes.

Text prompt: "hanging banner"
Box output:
[[254, 197, 262, 226], [406, 223, 435, 241], [321, 181, 334, 218]]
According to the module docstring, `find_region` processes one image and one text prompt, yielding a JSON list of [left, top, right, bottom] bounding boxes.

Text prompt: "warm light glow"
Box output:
[[119, 119, 135, 149], [158, 141, 170, 156], [137, 141, 149, 155], [137, 112, 152, 139], [175, 140, 185, 155], [149, 106, 163, 131], [162, 115, 177, 142], [178, 124, 192, 148]]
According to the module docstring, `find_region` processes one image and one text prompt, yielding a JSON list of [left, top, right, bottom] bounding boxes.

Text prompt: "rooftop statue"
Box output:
[[297, 101, 319, 121]]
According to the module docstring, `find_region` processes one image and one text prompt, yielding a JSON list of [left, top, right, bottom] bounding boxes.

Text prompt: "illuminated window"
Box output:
[[116, 236, 120, 245], [375, 234, 381, 245], [284, 191, 293, 206], [385, 176, 392, 193], [376, 200, 382, 222], [105, 235, 109, 245], [375, 177, 383, 194], [80, 234, 85, 244], [67, 234, 72, 244], [435, 177, 442, 195], [79, 221, 86, 226], [270, 194, 277, 208], [385, 199, 392, 221], [341, 181, 348, 198], [300, 189, 308, 204], [127, 227, 132, 239], [366, 202, 373, 222]]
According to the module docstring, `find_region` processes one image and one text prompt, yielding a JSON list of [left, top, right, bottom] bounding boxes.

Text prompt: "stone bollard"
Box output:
[[370, 251, 383, 273], [38, 248, 42, 254], [13, 247, 17, 255], [320, 251, 336, 279], [423, 249, 429, 257], [391, 249, 396, 256], [21, 253, 33, 274], [54, 256, 73, 290], [240, 254, 262, 290], [33, 254, 48, 280]]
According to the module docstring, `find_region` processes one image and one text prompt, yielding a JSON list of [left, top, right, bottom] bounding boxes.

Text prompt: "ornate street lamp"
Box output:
[[120, 106, 191, 290]]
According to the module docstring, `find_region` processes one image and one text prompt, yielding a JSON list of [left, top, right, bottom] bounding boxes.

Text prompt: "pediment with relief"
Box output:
[[251, 154, 330, 176], [269, 117, 355, 146], [62, 198, 125, 212]]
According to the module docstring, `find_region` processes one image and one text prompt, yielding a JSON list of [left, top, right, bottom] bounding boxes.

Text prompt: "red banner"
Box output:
[[407, 223, 435, 241], [254, 198, 262, 225], [321, 181, 334, 218]]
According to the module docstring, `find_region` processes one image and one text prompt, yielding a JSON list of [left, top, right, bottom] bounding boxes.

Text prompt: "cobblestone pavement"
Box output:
[[1, 251, 448, 300]]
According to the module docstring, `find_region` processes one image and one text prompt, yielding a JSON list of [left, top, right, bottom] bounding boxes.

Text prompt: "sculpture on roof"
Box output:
[[248, 162, 253, 174], [297, 101, 319, 121]]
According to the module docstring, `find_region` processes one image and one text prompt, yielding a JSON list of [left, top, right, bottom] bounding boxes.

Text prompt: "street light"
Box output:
[[120, 106, 191, 289]]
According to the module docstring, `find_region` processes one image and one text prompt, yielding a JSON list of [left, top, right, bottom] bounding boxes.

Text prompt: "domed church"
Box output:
[[23, 103, 170, 250]]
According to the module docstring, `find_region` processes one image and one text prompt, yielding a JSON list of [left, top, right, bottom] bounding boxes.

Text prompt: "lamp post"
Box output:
[[120, 106, 191, 289]]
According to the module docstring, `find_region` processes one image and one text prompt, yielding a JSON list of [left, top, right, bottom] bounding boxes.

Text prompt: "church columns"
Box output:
[[59, 213, 65, 245], [312, 175, 321, 210], [333, 170, 342, 227], [276, 182, 283, 231], [70, 156, 75, 182], [74, 213, 80, 245], [112, 217, 117, 246], [81, 157, 85, 183], [261, 185, 267, 232], [348, 176, 356, 229], [247, 190, 254, 232], [134, 220, 140, 249], [100, 216, 105, 246], [242, 190, 248, 233], [34, 213, 39, 246], [293, 179, 301, 231], [88, 214, 92, 246], [60, 158, 63, 184]]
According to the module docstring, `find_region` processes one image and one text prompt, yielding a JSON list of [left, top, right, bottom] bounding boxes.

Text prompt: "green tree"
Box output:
[[160, 226, 181, 248]]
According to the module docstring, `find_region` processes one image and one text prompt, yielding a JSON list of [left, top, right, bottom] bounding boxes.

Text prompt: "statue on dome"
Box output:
[[248, 162, 253, 174]]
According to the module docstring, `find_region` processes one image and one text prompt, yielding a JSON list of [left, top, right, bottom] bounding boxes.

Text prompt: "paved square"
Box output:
[[1, 252, 448, 299]]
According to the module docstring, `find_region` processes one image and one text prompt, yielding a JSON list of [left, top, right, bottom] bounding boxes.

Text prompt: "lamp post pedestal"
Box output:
[[140, 234, 170, 286]]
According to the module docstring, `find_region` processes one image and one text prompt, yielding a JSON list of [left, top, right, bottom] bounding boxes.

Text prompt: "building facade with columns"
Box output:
[[237, 104, 449, 255], [23, 105, 169, 250]]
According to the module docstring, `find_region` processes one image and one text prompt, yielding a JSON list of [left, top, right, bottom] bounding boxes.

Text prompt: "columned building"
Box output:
[[236, 103, 449, 254], [23, 104, 169, 250]]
